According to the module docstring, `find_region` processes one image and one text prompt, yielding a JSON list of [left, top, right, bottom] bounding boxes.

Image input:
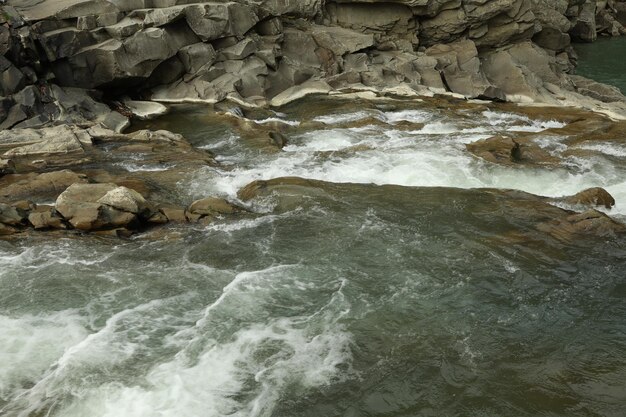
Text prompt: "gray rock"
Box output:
[[569, 75, 626, 103], [0, 158, 16, 175], [122, 99, 168, 120], [1, 125, 91, 157], [425, 40, 491, 98], [0, 57, 25, 96], [97, 186, 148, 214], [0, 203, 25, 226], [178, 42, 216, 74], [184, 3, 258, 42], [569, 0, 596, 42], [55, 183, 141, 231]]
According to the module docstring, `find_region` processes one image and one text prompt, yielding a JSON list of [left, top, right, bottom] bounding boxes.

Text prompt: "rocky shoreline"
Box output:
[[1, 0, 626, 240]]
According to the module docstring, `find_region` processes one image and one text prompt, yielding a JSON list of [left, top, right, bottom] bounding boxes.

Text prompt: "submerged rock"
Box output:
[[238, 177, 626, 244]]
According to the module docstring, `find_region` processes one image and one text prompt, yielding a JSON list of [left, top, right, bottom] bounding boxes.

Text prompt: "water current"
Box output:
[[2, 98, 626, 417]]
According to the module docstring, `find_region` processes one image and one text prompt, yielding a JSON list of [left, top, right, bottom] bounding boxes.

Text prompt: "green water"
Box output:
[[2, 102, 626, 416], [575, 37, 626, 93]]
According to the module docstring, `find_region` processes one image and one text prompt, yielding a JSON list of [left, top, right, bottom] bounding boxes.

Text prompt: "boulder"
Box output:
[[466, 135, 560, 167], [178, 42, 216, 74], [270, 80, 332, 107], [0, 56, 26, 96], [188, 197, 241, 216], [569, 0, 596, 42], [55, 183, 143, 231], [569, 75, 626, 103], [0, 203, 26, 226], [3, 133, 85, 156], [310, 25, 375, 56], [28, 210, 66, 230], [536, 209, 626, 242], [97, 186, 148, 214], [425, 39, 492, 98], [184, 3, 258, 42], [55, 23, 199, 88], [559, 187, 616, 209]]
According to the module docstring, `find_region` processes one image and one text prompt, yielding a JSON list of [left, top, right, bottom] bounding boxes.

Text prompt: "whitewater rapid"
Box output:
[[3, 103, 626, 417], [187, 108, 626, 218]]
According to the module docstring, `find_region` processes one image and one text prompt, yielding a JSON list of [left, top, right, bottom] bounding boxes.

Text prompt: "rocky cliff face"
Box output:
[[1, 0, 626, 128]]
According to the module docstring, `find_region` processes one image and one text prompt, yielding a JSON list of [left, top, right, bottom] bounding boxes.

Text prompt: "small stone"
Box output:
[[269, 131, 288, 148], [0, 203, 25, 226], [0, 158, 16, 175], [188, 197, 240, 216], [28, 211, 66, 230]]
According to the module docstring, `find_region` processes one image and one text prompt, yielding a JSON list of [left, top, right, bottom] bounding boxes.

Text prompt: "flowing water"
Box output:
[[575, 37, 626, 93], [2, 98, 626, 417]]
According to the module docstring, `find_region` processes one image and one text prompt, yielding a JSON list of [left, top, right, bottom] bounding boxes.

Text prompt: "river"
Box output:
[[575, 36, 626, 94], [2, 96, 626, 416]]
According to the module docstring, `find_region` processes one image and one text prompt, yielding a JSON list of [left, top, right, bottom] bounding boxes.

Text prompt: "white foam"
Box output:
[[576, 142, 626, 157], [114, 162, 174, 172], [313, 111, 376, 124], [0, 311, 88, 402], [179, 107, 624, 219], [253, 117, 300, 127], [45, 266, 353, 417]]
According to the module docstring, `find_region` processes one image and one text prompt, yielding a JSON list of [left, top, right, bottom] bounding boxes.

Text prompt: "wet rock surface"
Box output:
[[238, 177, 626, 244]]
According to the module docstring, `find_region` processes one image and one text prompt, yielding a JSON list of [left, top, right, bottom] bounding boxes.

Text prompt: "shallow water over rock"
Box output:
[[3, 98, 626, 417]]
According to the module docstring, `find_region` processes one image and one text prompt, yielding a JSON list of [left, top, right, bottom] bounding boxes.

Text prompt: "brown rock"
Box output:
[[0, 158, 16, 175], [560, 187, 616, 209], [161, 206, 188, 223], [0, 203, 25, 226], [146, 211, 169, 224], [28, 211, 66, 230], [238, 177, 322, 201], [536, 209, 626, 242], [55, 183, 140, 231], [466, 136, 560, 167], [188, 197, 241, 216], [0, 223, 17, 236], [0, 170, 89, 202]]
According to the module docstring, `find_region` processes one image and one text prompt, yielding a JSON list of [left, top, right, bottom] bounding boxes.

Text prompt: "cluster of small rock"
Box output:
[[0, 180, 245, 236]]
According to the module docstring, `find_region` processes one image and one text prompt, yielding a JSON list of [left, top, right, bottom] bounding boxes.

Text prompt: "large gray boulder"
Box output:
[[55, 183, 149, 231], [425, 39, 493, 98], [0, 125, 92, 157]]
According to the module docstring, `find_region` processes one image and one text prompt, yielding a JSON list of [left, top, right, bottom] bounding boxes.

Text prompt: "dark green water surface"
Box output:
[[575, 37, 626, 93]]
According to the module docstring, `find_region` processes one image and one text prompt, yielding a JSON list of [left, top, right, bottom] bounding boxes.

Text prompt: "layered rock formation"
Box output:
[[0, 0, 625, 121], [1, 1, 626, 239]]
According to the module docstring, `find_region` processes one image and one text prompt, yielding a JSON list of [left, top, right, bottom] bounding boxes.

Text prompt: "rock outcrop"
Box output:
[[0, 0, 624, 115]]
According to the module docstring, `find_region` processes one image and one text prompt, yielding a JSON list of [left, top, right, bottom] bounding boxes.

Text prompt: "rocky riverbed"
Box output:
[[2, 2, 626, 415]]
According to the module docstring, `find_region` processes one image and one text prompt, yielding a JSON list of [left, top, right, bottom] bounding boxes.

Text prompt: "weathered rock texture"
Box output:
[[0, 0, 625, 117]]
